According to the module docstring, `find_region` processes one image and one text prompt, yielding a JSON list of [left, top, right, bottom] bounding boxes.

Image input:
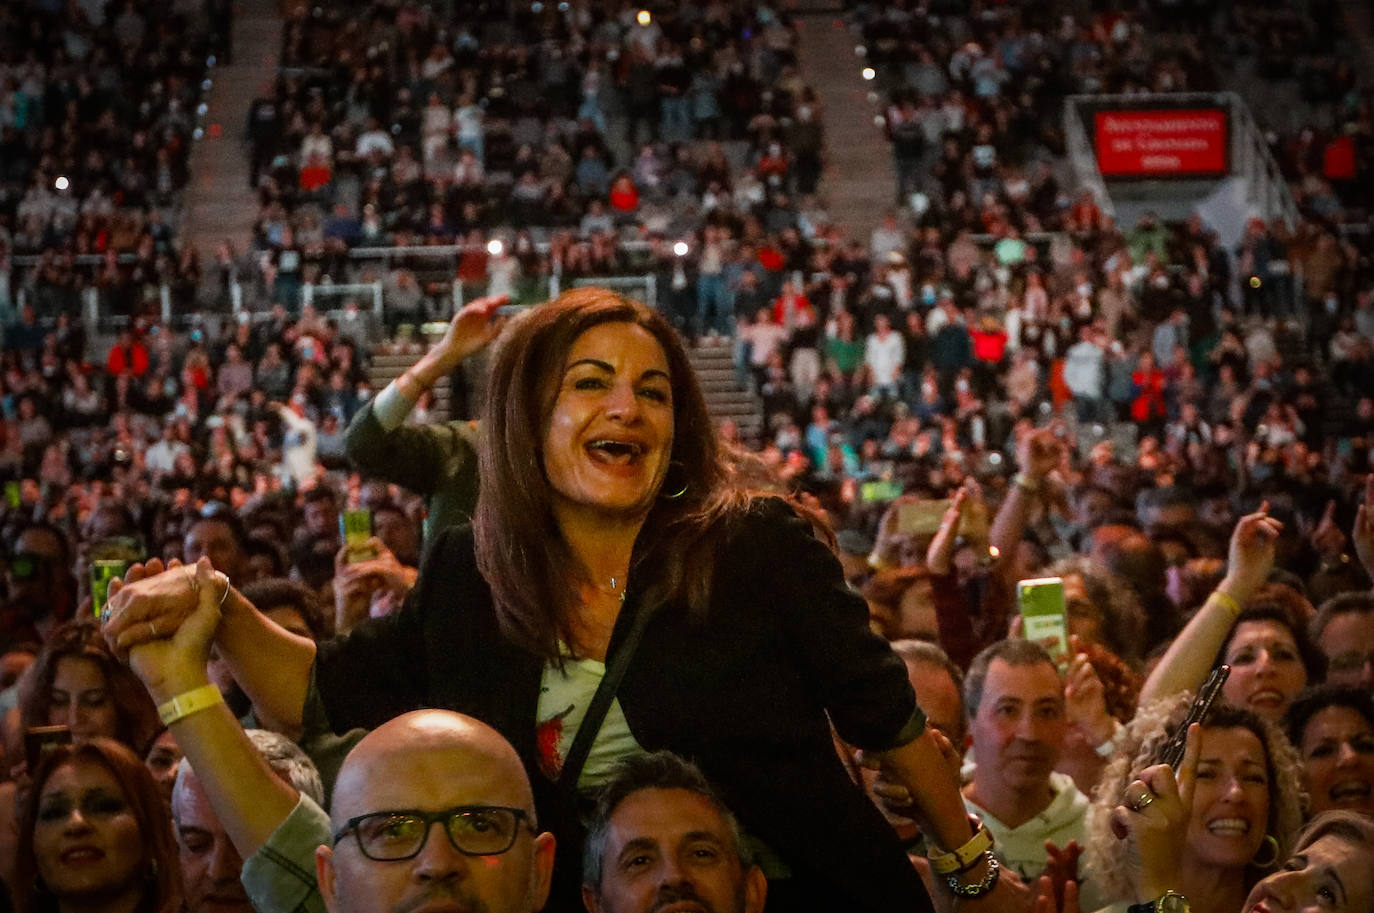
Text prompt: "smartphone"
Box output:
[[1156, 664, 1230, 771], [25, 725, 72, 772], [340, 508, 376, 563], [3, 481, 19, 509], [89, 536, 144, 564], [897, 499, 951, 537], [860, 479, 903, 503], [90, 559, 130, 618], [1017, 577, 1069, 666]]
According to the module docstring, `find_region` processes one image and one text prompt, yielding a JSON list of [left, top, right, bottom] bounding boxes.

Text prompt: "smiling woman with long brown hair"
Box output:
[[105, 287, 987, 912]]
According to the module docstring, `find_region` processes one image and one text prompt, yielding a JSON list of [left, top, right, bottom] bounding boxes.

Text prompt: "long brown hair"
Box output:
[[14, 738, 184, 913], [19, 620, 161, 756], [475, 287, 749, 659]]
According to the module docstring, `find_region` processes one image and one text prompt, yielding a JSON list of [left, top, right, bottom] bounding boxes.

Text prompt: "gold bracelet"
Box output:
[[157, 683, 225, 726], [1209, 589, 1241, 619]]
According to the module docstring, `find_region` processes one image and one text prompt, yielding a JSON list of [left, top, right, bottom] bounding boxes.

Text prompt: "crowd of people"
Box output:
[[240, 0, 829, 319], [0, 1, 1370, 913], [0, 0, 218, 258]]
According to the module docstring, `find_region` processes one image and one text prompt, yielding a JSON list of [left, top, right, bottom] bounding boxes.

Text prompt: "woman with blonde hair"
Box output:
[[1082, 697, 1304, 913]]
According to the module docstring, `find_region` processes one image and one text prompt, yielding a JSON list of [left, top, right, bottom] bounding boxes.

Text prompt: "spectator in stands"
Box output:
[[1284, 685, 1374, 819], [13, 739, 184, 913], [960, 639, 1101, 908], [581, 752, 766, 913], [865, 314, 905, 401], [174, 729, 325, 913], [1084, 699, 1304, 913], [1311, 592, 1374, 689]]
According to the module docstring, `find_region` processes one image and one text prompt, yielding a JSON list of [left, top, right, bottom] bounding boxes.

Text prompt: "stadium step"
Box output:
[[794, 11, 893, 242], [179, 0, 284, 262], [688, 341, 764, 446]]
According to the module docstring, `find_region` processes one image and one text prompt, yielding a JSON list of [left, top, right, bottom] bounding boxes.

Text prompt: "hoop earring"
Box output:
[[660, 461, 688, 500], [1252, 834, 1280, 868]]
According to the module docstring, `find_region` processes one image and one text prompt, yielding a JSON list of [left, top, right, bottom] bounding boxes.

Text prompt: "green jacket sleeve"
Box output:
[[343, 398, 474, 499]]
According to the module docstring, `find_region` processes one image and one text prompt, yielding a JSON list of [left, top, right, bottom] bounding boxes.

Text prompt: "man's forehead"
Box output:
[[983, 658, 1062, 702], [332, 741, 530, 821], [174, 773, 226, 832], [607, 788, 732, 849]]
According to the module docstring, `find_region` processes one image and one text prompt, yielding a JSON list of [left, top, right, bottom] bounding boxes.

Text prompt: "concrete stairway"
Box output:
[[179, 0, 282, 260], [793, 7, 894, 243], [689, 342, 763, 445]]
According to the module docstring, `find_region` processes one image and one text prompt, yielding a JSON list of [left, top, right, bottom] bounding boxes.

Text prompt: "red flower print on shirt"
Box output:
[[536, 705, 575, 780]]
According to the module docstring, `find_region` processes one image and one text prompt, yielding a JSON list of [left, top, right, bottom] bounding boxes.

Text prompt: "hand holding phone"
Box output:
[[340, 509, 377, 563], [1017, 577, 1069, 667]]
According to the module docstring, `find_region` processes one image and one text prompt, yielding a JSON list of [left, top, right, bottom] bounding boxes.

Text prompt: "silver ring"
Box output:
[[100, 606, 112, 625], [1127, 787, 1155, 812], [148, 619, 158, 638]]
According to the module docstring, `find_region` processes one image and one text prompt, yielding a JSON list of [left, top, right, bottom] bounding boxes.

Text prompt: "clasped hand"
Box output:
[[100, 557, 225, 698]]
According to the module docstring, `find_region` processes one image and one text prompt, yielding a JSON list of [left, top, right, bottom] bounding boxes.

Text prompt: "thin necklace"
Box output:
[[591, 573, 628, 598]]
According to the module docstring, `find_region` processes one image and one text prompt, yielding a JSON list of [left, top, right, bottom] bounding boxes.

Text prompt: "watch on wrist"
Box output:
[[1126, 891, 1190, 913]]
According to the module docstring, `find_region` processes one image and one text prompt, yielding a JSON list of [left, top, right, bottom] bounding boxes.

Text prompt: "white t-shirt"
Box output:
[[536, 653, 644, 790]]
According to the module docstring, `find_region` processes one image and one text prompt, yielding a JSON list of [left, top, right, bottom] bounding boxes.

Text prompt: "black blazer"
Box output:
[[315, 498, 932, 912]]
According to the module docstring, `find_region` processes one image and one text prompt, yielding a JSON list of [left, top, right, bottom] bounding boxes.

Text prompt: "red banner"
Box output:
[[1094, 108, 1229, 178]]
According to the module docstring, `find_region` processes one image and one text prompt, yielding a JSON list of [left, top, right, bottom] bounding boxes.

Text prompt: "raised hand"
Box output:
[[101, 558, 201, 661], [1221, 501, 1283, 603], [1042, 841, 1082, 913], [1063, 646, 1115, 747], [1355, 475, 1374, 581], [1017, 427, 1064, 483], [1032, 875, 1080, 913], [926, 487, 968, 576], [120, 558, 227, 701], [1109, 723, 1200, 902], [432, 294, 508, 368], [1309, 500, 1346, 561]]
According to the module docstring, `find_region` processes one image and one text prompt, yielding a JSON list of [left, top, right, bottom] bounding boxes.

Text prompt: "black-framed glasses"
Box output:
[[333, 805, 535, 861], [1329, 649, 1374, 675]]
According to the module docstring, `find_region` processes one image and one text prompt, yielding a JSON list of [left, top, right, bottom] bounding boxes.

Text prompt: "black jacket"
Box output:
[[315, 498, 932, 912]]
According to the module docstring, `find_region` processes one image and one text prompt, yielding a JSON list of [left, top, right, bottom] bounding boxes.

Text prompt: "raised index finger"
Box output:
[[1176, 722, 1201, 813]]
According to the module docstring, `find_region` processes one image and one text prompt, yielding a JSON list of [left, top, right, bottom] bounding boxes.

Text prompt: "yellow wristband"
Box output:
[[1209, 589, 1241, 619], [157, 684, 225, 726], [928, 820, 995, 875]]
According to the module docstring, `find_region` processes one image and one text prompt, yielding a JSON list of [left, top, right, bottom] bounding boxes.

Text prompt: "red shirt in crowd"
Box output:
[[105, 339, 149, 377]]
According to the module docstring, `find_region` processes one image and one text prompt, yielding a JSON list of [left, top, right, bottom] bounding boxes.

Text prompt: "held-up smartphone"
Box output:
[[90, 559, 130, 618], [1017, 577, 1069, 667], [3, 481, 19, 509], [859, 479, 903, 503], [89, 536, 144, 564], [25, 725, 72, 772], [1156, 664, 1231, 771], [897, 499, 951, 537], [340, 508, 377, 563]]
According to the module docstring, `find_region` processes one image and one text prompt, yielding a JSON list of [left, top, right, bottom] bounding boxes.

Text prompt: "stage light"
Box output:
[[861, 67, 876, 80], [636, 9, 651, 26], [54, 176, 69, 191], [487, 239, 504, 256], [673, 241, 689, 257]]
